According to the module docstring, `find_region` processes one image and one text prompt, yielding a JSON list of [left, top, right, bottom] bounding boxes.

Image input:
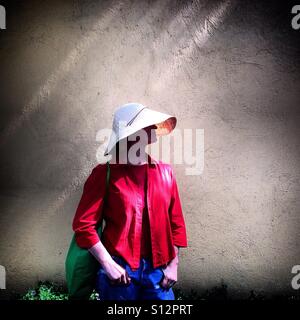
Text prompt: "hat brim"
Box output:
[[104, 109, 177, 156]]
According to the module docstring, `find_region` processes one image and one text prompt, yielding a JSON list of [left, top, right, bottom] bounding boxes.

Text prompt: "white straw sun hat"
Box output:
[[104, 103, 177, 156]]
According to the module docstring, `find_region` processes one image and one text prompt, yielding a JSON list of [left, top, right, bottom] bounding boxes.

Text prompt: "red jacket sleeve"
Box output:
[[168, 167, 188, 248], [72, 163, 107, 249]]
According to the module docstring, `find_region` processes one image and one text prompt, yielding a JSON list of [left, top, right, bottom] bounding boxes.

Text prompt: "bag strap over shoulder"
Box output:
[[100, 162, 110, 229], [104, 161, 110, 202], [100, 161, 110, 230]]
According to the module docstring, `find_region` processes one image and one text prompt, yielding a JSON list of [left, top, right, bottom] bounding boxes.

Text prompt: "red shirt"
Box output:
[[132, 164, 152, 259], [72, 154, 188, 270]]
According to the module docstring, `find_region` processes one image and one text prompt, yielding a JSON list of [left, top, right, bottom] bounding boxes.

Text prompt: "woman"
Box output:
[[72, 103, 188, 300]]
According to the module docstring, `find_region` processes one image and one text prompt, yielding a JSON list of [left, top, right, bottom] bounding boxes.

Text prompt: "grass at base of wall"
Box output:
[[16, 281, 300, 301]]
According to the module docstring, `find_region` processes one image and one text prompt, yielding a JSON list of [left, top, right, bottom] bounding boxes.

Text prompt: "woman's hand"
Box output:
[[160, 261, 178, 289], [160, 245, 179, 289], [88, 241, 131, 285], [101, 258, 131, 285]]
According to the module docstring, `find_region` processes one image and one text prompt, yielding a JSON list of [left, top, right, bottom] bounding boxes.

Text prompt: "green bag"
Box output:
[[65, 161, 110, 300]]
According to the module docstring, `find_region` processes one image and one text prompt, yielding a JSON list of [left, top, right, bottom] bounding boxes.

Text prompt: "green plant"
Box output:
[[20, 280, 300, 301], [19, 281, 100, 300], [20, 281, 68, 300], [20, 281, 227, 301]]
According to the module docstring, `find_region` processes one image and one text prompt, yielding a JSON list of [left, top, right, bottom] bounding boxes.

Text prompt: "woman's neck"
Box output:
[[112, 148, 148, 165]]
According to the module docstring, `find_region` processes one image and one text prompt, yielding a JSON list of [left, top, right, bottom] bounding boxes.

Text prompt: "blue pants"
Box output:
[[96, 255, 175, 300]]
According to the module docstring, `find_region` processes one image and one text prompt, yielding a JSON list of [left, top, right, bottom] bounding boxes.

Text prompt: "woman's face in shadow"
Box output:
[[113, 125, 158, 162], [143, 124, 158, 144], [127, 124, 158, 147]]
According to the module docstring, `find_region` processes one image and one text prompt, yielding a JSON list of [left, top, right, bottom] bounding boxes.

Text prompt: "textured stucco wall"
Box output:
[[0, 0, 300, 298]]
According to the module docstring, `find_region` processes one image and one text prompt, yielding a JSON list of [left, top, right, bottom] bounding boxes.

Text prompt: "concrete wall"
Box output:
[[0, 0, 300, 298]]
